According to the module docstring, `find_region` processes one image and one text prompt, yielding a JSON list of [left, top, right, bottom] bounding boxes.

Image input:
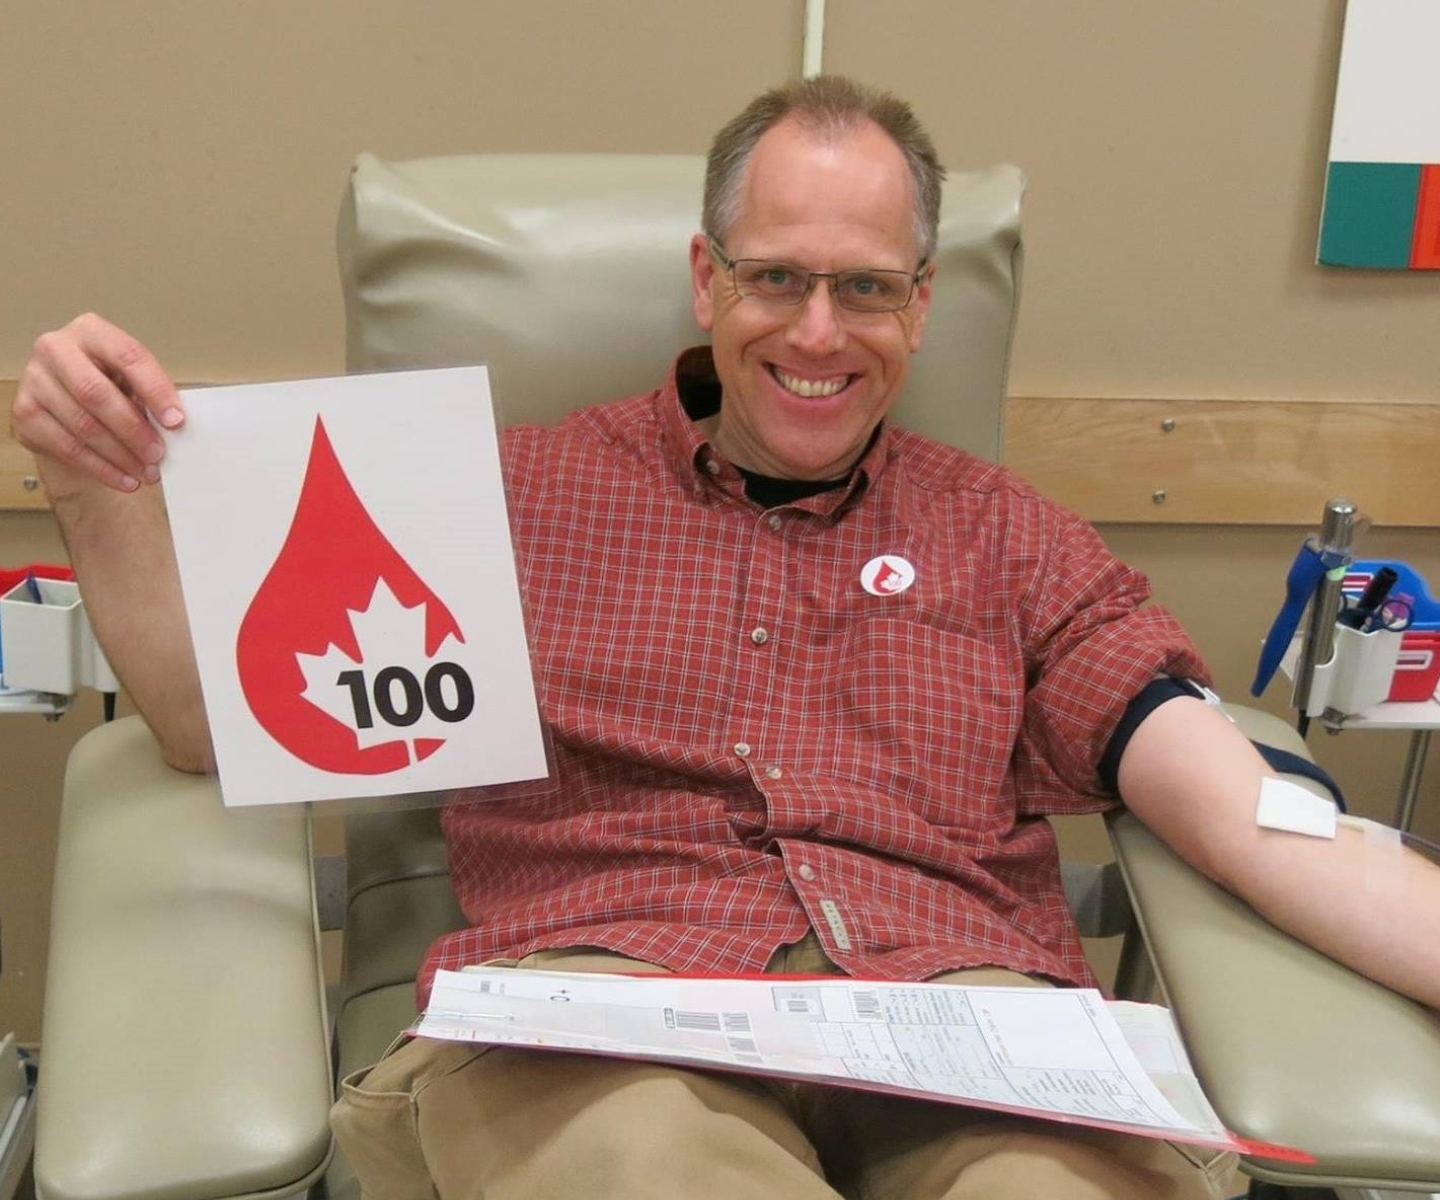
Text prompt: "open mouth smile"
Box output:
[[770, 366, 854, 399]]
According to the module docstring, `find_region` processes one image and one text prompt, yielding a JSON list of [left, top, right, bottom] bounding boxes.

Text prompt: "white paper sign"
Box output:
[[162, 367, 549, 806]]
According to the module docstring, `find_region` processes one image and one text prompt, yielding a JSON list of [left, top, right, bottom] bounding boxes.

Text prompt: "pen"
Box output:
[[24, 571, 43, 604], [1339, 566, 1398, 631], [1250, 538, 1327, 696]]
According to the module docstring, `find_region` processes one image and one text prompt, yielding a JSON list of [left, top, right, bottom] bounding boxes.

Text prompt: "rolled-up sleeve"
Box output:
[[1014, 503, 1210, 813]]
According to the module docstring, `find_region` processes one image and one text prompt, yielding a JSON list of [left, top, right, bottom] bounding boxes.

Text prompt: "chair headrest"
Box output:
[[339, 153, 1023, 459]]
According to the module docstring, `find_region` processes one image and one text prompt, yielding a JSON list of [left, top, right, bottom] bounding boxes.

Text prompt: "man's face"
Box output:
[[690, 118, 932, 481]]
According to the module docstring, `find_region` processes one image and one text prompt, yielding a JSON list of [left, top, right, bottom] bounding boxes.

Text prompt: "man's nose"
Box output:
[[784, 280, 848, 355]]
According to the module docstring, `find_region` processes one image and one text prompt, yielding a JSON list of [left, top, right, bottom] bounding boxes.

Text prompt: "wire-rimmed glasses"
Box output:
[[708, 239, 928, 314]]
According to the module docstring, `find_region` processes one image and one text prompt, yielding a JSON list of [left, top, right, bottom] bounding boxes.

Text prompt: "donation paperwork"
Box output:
[[417, 968, 1311, 1161]]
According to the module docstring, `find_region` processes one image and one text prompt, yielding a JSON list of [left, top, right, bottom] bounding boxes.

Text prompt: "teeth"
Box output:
[[774, 369, 847, 398]]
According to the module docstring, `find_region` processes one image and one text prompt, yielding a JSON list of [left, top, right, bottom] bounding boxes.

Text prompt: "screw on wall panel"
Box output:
[[22, 476, 39, 491], [1152, 489, 1168, 505], [1160, 418, 1176, 433]]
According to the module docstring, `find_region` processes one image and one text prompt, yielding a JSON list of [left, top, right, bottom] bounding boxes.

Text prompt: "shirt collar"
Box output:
[[657, 346, 894, 515]]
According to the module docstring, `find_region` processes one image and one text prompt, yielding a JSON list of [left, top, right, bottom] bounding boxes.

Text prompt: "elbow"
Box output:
[[157, 741, 217, 776], [131, 689, 217, 775], [152, 721, 218, 776], [159, 737, 217, 777]]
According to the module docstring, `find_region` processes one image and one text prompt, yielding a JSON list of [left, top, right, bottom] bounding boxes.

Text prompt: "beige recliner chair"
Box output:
[[35, 154, 1440, 1200]]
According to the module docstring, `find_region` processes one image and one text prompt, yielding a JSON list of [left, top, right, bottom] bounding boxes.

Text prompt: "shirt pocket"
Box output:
[[831, 617, 1023, 817]]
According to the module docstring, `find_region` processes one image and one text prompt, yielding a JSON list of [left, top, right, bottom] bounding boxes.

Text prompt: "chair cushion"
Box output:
[[1110, 809, 1440, 1189], [341, 870, 467, 1002]]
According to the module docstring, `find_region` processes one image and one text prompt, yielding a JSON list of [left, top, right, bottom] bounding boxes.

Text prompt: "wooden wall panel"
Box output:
[[1007, 396, 1440, 527], [0, 382, 44, 511], [9, 383, 1440, 526]]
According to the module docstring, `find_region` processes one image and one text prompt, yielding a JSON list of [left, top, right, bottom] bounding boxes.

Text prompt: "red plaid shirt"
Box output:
[[424, 349, 1206, 1001]]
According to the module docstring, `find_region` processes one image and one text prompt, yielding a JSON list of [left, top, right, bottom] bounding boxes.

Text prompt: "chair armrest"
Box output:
[[37, 717, 333, 1200], [1107, 808, 1440, 1191]]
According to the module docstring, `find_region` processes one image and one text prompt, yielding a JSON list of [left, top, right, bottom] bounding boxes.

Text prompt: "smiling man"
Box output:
[[689, 113, 932, 482], [13, 76, 1440, 1200]]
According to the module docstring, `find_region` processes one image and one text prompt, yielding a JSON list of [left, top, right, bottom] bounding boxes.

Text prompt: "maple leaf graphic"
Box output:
[[296, 577, 474, 761]]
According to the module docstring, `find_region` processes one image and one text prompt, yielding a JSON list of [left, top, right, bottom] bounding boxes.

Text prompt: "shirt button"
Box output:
[[767, 514, 783, 531], [798, 864, 817, 882], [705, 459, 721, 476], [749, 626, 769, 645], [734, 742, 752, 758], [765, 765, 783, 780]]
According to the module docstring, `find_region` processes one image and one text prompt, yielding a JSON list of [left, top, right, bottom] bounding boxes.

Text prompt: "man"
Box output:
[[14, 77, 1440, 1200]]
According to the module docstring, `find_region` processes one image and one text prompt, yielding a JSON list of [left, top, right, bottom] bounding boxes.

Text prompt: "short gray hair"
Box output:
[[703, 76, 945, 262]]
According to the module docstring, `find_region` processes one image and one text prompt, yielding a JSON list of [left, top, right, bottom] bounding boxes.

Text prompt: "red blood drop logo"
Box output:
[[872, 561, 903, 592], [236, 417, 465, 774]]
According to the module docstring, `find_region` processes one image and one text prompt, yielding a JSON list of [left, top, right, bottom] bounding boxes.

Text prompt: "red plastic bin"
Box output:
[[1390, 629, 1440, 703]]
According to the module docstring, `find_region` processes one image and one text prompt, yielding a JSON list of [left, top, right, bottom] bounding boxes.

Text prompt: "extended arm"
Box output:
[[12, 314, 213, 771], [1119, 695, 1440, 1009]]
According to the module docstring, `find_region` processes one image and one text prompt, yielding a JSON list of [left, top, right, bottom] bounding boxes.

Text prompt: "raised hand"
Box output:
[[12, 313, 184, 493]]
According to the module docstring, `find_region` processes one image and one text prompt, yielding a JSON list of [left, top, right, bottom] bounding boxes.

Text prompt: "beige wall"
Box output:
[[829, 1, 1440, 403], [4, 0, 1438, 1043]]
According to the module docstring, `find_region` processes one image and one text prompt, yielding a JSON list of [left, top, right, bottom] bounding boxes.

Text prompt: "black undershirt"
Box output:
[[735, 467, 848, 508]]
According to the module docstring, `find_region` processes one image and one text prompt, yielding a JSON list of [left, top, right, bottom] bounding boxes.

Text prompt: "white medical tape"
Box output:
[[1337, 813, 1404, 847], [1336, 813, 1405, 895], [1255, 776, 1338, 839]]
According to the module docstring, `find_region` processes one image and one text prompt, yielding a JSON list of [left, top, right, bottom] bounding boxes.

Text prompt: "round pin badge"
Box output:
[[860, 555, 916, 597]]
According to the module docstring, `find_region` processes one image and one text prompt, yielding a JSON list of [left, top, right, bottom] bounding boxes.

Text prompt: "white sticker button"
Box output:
[[861, 555, 916, 597]]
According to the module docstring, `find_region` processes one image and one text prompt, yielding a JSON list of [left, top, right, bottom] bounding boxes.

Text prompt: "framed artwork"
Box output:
[[1319, 0, 1440, 269]]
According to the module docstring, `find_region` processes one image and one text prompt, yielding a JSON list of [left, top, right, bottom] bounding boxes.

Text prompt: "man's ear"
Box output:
[[690, 233, 716, 332], [907, 263, 936, 353]]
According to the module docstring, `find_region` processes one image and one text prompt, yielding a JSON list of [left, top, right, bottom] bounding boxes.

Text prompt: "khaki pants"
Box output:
[[331, 941, 1236, 1200]]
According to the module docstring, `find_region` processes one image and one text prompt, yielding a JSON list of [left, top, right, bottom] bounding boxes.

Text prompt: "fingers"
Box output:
[[13, 314, 183, 493], [14, 362, 150, 492], [68, 312, 184, 429]]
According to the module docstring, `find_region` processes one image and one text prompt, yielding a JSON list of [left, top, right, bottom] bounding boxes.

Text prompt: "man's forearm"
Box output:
[[45, 461, 215, 773], [1119, 697, 1440, 1009]]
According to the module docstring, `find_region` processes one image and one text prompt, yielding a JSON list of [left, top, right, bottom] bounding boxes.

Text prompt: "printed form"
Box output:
[[417, 968, 1309, 1160]]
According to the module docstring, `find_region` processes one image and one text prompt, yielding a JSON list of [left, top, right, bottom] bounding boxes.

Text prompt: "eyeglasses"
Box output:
[[708, 239, 928, 314]]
